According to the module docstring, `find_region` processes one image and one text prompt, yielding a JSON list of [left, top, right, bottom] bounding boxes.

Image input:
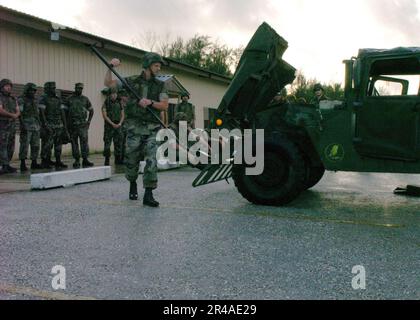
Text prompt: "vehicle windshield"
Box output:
[[367, 56, 420, 96]]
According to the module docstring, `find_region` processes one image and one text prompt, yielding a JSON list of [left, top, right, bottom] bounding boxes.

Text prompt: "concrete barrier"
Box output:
[[31, 166, 112, 190]]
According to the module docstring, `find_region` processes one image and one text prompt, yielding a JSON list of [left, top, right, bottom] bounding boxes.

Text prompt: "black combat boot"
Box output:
[[82, 158, 94, 168], [104, 157, 110, 166], [73, 159, 81, 169], [55, 158, 68, 170], [31, 160, 43, 170], [20, 160, 28, 172], [129, 181, 138, 201], [41, 159, 52, 169], [143, 188, 159, 207], [48, 159, 56, 166]]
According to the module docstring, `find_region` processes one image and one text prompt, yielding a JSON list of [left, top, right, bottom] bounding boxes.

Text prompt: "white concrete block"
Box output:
[[31, 166, 112, 190]]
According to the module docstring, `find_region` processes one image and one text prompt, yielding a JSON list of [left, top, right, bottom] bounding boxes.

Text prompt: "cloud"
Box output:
[[3, 0, 420, 83], [75, 0, 275, 48], [364, 0, 420, 45], [0, 0, 87, 28]]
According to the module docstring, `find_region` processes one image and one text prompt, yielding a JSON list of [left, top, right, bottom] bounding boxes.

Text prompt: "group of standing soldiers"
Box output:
[[0, 75, 196, 181], [0, 79, 95, 174]]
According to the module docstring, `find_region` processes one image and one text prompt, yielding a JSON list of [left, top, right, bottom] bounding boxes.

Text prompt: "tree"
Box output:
[[289, 71, 344, 103], [132, 31, 243, 77]]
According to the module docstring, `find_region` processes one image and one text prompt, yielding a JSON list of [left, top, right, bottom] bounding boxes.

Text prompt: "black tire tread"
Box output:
[[232, 138, 306, 206]]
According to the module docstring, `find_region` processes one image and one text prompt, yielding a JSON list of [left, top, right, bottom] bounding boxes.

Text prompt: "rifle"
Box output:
[[88, 44, 168, 129]]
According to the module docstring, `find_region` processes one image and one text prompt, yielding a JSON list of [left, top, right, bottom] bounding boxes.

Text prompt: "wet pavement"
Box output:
[[0, 163, 419, 300]]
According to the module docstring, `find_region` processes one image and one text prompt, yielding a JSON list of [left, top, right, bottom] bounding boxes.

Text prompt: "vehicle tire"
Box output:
[[232, 139, 306, 206], [304, 165, 325, 190]]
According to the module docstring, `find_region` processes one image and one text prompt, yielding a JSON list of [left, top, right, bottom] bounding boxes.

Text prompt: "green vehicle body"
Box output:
[[194, 22, 420, 206]]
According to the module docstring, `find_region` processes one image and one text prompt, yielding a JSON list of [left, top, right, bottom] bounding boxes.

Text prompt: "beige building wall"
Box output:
[[0, 24, 228, 158]]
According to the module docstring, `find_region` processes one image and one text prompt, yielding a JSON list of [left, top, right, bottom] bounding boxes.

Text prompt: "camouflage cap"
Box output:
[[143, 52, 165, 69], [23, 83, 38, 94], [109, 87, 118, 94], [313, 83, 324, 92], [0, 79, 13, 89], [75, 83, 84, 88]]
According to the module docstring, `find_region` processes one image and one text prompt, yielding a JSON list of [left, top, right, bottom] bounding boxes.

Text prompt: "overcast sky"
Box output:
[[2, 0, 420, 83]]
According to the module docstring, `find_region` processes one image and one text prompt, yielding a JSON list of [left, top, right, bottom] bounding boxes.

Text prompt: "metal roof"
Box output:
[[0, 5, 232, 84], [358, 47, 420, 59]]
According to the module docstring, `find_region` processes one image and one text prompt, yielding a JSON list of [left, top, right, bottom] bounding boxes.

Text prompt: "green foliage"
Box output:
[[167, 34, 242, 77], [289, 71, 344, 103], [132, 31, 242, 77]]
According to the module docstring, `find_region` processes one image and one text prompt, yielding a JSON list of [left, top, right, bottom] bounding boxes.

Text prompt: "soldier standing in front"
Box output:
[[39, 81, 70, 170], [102, 87, 125, 166], [104, 52, 169, 207], [66, 83, 94, 169], [0, 79, 20, 174], [18, 83, 43, 172]]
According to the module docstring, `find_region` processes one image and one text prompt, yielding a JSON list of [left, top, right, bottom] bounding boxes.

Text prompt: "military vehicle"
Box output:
[[193, 22, 420, 206]]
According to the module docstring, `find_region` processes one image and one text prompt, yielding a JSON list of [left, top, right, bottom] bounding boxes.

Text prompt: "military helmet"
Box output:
[[0, 79, 13, 89], [181, 92, 190, 99], [44, 81, 56, 89], [23, 83, 37, 94], [142, 52, 165, 69], [174, 112, 189, 122], [278, 88, 287, 97], [313, 83, 324, 92]]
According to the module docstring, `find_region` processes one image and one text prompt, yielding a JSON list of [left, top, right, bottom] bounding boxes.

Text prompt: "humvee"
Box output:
[[193, 22, 420, 206]]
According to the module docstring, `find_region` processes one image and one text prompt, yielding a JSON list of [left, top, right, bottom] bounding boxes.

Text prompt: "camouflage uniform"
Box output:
[[0, 86, 17, 167], [102, 95, 124, 161], [119, 89, 129, 162], [18, 84, 41, 162], [67, 86, 93, 161], [175, 97, 195, 128], [310, 83, 329, 107], [39, 83, 66, 163], [122, 73, 168, 189]]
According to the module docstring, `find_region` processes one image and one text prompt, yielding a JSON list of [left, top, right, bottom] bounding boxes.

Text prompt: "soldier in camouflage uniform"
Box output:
[[0, 79, 20, 174], [18, 83, 43, 171], [102, 87, 125, 166], [175, 92, 195, 128], [39, 81, 70, 170], [119, 89, 129, 163], [310, 83, 329, 107], [104, 52, 169, 207], [66, 83, 94, 169]]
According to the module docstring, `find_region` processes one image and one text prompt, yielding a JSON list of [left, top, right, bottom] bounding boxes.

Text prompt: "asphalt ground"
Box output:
[[0, 160, 419, 300]]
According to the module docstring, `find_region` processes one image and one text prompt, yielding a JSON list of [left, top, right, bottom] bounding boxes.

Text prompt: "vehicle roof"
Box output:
[[358, 47, 420, 59]]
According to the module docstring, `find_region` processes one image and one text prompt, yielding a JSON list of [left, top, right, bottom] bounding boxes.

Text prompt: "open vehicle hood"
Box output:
[[217, 22, 296, 123]]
